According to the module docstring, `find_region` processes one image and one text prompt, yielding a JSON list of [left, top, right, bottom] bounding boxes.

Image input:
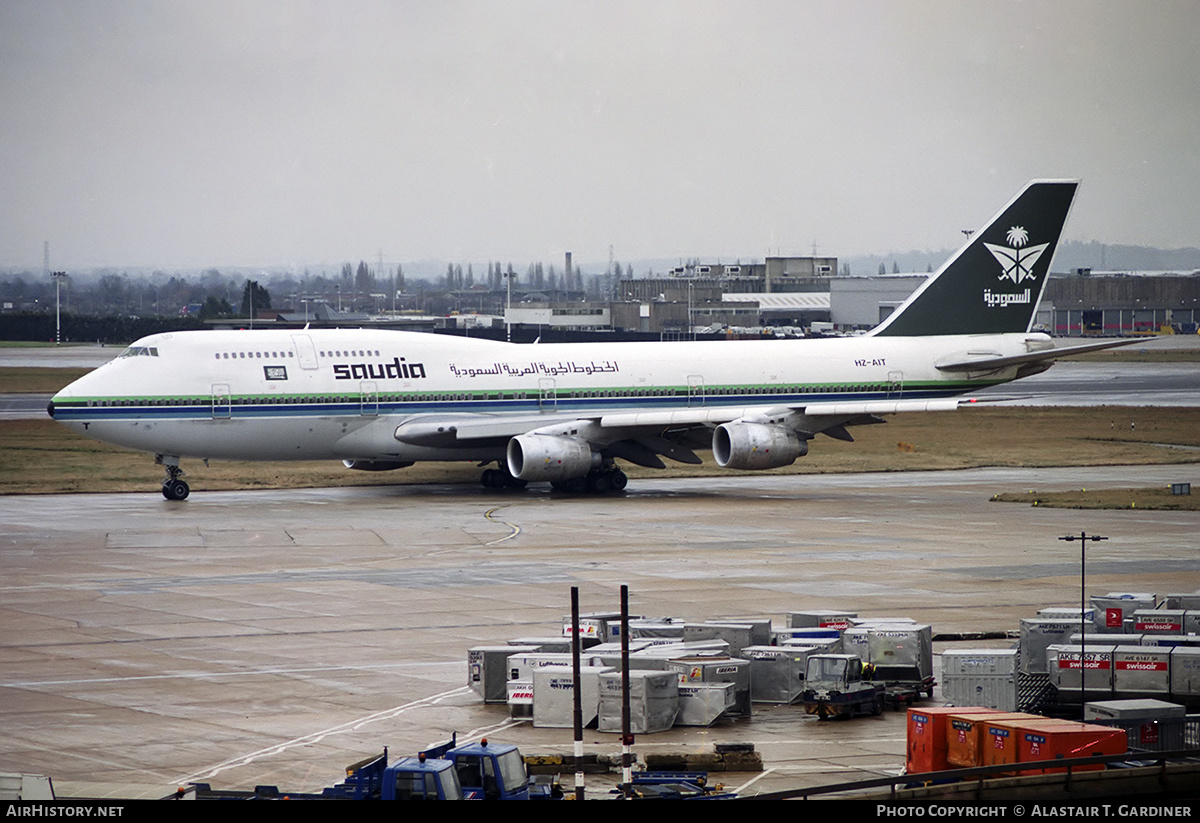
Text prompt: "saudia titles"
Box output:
[[333, 356, 426, 381], [982, 225, 1049, 309]]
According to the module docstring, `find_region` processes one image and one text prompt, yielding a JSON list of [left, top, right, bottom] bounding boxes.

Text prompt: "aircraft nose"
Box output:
[[46, 399, 55, 419]]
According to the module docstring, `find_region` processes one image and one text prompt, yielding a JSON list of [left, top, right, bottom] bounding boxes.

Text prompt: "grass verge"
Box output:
[[5, 406, 1199, 496], [991, 486, 1199, 510]]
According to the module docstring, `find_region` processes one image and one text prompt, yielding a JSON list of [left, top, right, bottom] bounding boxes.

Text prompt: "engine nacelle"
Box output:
[[507, 434, 598, 482], [712, 422, 806, 470]]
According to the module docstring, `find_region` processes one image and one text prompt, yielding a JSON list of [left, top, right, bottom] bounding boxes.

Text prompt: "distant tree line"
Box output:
[[0, 311, 206, 344]]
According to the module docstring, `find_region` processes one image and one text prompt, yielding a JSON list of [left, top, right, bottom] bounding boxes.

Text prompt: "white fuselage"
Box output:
[[49, 327, 1037, 465]]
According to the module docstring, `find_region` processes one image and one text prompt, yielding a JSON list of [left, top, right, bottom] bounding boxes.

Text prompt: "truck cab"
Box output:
[[801, 654, 884, 720], [806, 653, 864, 692], [381, 756, 464, 801], [425, 736, 531, 800]]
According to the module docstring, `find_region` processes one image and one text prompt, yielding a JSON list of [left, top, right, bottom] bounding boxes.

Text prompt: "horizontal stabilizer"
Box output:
[[936, 337, 1146, 372]]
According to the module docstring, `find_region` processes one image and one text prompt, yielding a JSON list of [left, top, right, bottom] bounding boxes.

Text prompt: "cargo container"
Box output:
[[682, 620, 772, 656], [663, 654, 752, 716], [676, 681, 736, 726], [1091, 593, 1156, 633], [468, 645, 539, 703], [787, 610, 857, 630], [1132, 609, 1186, 634], [598, 670, 678, 733], [562, 611, 626, 642], [868, 623, 934, 684], [1013, 720, 1127, 775], [531, 665, 609, 728], [1038, 606, 1096, 622], [977, 716, 1052, 775], [778, 632, 843, 653], [743, 645, 818, 704], [906, 707, 988, 773], [1085, 698, 1189, 752], [627, 617, 687, 639], [1047, 644, 1116, 698], [1169, 646, 1200, 699], [1019, 618, 1081, 674], [945, 712, 1039, 768], [1113, 645, 1172, 696], [941, 649, 1018, 710], [1163, 592, 1200, 610]]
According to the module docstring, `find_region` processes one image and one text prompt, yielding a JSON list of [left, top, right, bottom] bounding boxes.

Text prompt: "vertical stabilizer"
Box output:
[[870, 180, 1079, 337]]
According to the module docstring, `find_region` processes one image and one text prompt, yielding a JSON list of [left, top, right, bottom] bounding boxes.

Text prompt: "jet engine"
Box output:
[[712, 422, 806, 470], [507, 434, 599, 482]]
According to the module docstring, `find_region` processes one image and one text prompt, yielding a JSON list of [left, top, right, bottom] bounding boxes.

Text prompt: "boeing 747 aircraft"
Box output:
[[48, 180, 1134, 499]]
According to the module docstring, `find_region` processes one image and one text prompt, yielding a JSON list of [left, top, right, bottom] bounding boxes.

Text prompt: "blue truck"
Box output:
[[181, 734, 552, 800]]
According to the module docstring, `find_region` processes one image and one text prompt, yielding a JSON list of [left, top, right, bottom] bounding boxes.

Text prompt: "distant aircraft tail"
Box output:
[[870, 179, 1079, 337]]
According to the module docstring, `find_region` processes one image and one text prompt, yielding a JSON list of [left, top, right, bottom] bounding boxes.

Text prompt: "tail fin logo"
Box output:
[[984, 226, 1049, 285]]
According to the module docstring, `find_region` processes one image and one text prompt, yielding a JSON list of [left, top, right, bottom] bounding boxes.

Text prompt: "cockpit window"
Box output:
[[119, 346, 159, 358]]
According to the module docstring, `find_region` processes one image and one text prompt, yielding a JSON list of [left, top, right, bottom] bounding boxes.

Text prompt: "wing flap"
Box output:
[[797, 398, 964, 415]]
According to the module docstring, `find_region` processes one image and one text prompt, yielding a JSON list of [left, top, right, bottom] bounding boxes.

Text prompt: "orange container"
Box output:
[[906, 707, 969, 773], [1015, 720, 1127, 775], [946, 711, 1036, 768], [977, 717, 1037, 774]]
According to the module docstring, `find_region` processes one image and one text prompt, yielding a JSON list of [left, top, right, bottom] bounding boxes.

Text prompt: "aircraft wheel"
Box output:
[[607, 469, 628, 491], [482, 468, 527, 490], [162, 479, 190, 501], [587, 473, 611, 494]]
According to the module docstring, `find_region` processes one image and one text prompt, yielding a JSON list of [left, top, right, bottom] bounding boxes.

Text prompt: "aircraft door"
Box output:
[[887, 370, 904, 399], [360, 381, 379, 416], [211, 383, 232, 419], [291, 334, 319, 370], [687, 374, 705, 406], [538, 378, 557, 411]]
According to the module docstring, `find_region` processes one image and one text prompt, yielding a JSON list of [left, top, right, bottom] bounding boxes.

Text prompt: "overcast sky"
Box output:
[[2, 0, 1197, 272]]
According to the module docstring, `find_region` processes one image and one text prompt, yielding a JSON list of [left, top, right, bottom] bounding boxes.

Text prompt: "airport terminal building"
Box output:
[[606, 266, 1200, 337], [261, 259, 1200, 339]]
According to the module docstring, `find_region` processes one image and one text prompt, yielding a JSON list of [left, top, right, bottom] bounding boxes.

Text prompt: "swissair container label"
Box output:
[[1057, 657, 1111, 669], [1116, 659, 1168, 671], [1135, 618, 1182, 631]]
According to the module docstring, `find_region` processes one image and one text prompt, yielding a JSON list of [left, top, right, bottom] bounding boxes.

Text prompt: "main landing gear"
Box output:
[[479, 464, 629, 494], [480, 465, 528, 490], [551, 467, 628, 495], [156, 454, 190, 501]]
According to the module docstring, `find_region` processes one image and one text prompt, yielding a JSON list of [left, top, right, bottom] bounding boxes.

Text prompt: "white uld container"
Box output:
[[532, 665, 610, 728], [468, 645, 538, 703], [940, 648, 1018, 710], [597, 670, 679, 733], [1047, 644, 1117, 696], [676, 681, 736, 726], [742, 645, 817, 704]]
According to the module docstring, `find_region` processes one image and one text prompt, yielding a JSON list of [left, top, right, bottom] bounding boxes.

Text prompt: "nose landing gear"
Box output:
[[156, 454, 190, 500]]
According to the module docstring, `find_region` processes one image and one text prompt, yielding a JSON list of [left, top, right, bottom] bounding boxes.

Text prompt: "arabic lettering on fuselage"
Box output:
[[448, 360, 621, 379]]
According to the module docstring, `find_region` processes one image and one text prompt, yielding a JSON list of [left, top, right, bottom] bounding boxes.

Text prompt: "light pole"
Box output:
[[51, 271, 68, 345], [503, 271, 517, 342], [1059, 531, 1107, 719]]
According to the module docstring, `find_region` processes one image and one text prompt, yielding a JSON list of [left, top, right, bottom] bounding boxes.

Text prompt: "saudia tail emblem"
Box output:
[[984, 226, 1049, 285]]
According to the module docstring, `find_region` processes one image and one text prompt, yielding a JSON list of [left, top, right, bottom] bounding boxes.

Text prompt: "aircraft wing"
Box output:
[[395, 397, 967, 467]]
